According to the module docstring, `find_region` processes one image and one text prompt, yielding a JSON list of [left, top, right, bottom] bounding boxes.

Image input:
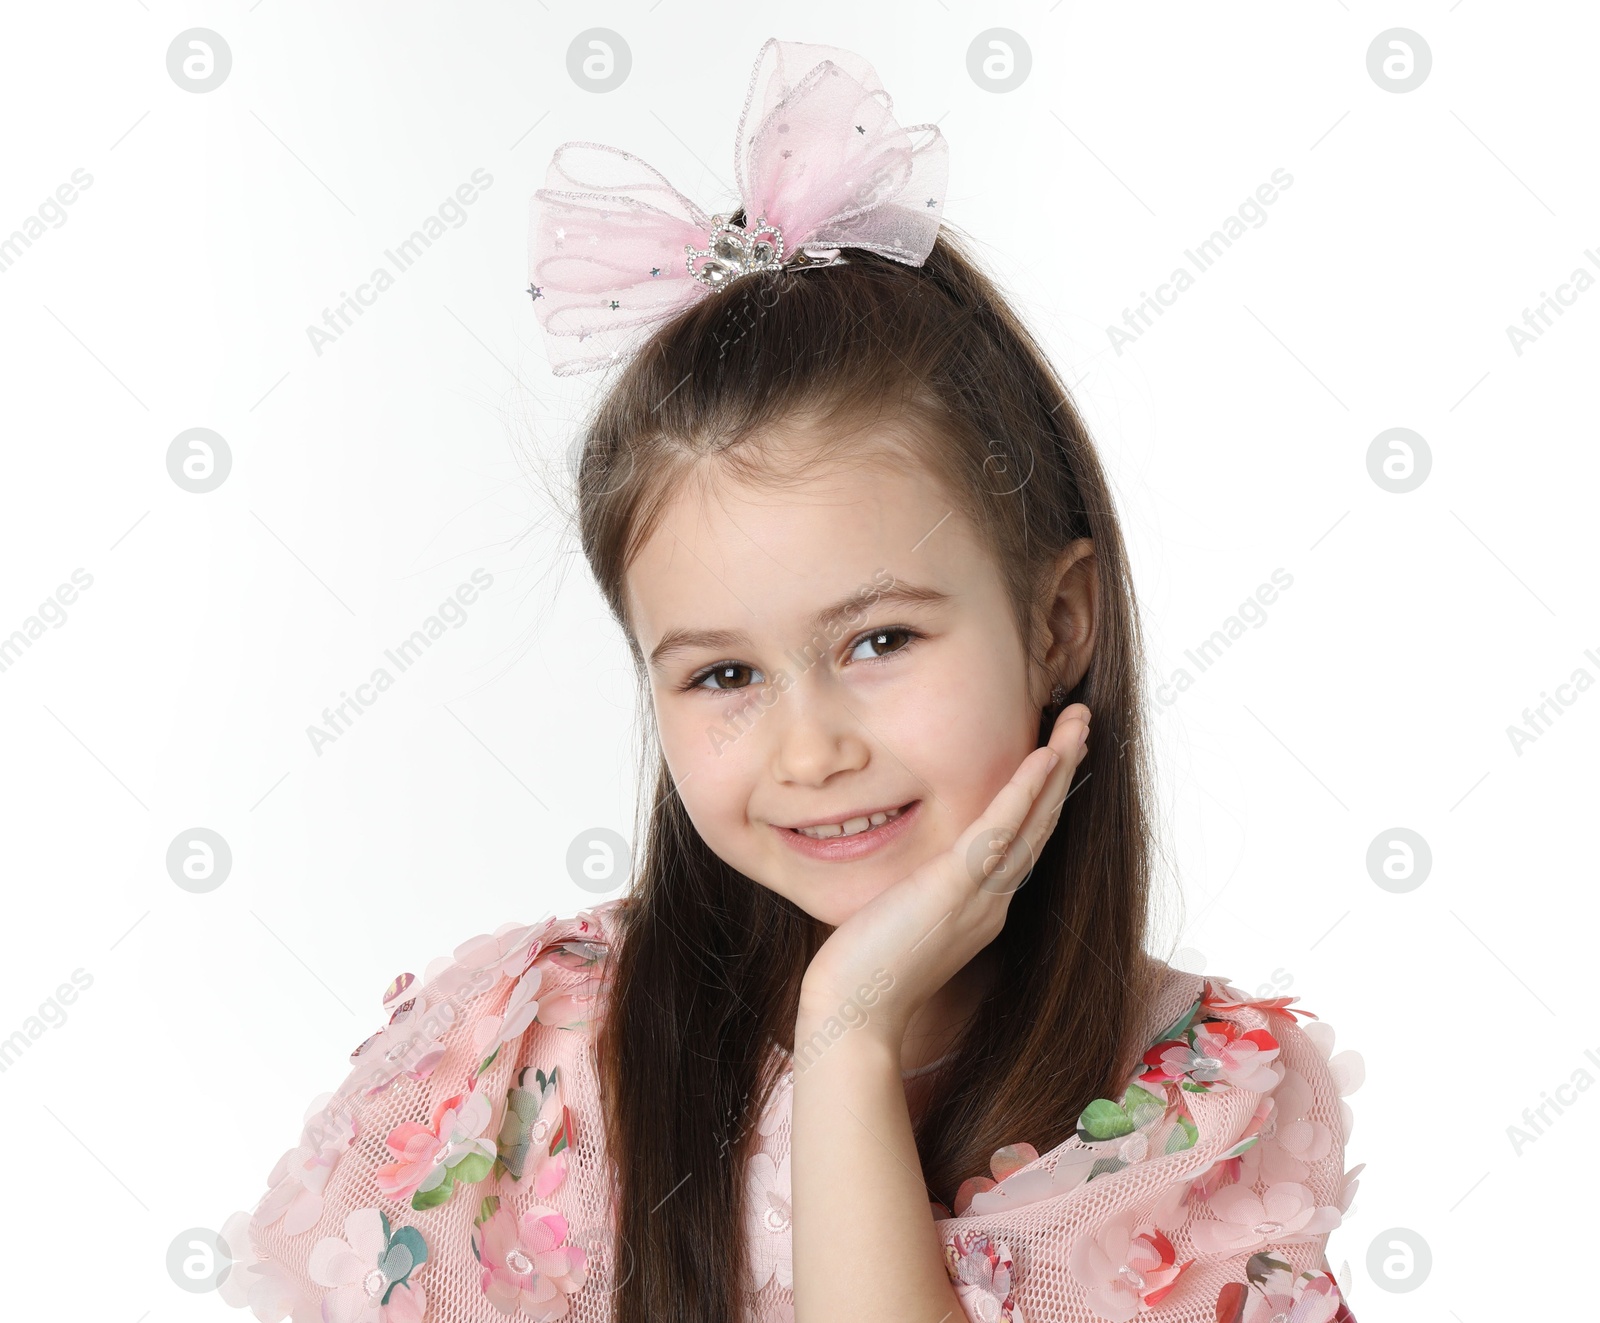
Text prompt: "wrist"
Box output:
[[793, 1001, 903, 1074], [796, 969, 903, 1035]]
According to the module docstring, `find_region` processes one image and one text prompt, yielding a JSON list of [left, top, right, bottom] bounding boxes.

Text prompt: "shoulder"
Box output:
[[1101, 961, 1367, 1248], [940, 965, 1365, 1321], [218, 897, 634, 1321], [341, 895, 631, 1092], [1125, 959, 1365, 1153], [951, 960, 1362, 1209]]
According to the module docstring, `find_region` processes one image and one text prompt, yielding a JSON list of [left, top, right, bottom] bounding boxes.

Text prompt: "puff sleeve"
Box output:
[[215, 900, 626, 1323], [934, 974, 1364, 1323]]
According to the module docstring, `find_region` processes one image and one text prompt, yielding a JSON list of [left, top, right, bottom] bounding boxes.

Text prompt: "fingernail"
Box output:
[[1043, 750, 1061, 773], [1078, 723, 1090, 748]]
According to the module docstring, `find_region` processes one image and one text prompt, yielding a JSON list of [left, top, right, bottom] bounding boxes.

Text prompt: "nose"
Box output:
[[767, 677, 872, 787]]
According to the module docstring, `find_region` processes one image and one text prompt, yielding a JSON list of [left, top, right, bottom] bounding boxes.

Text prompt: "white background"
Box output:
[[1, 4, 1594, 1319]]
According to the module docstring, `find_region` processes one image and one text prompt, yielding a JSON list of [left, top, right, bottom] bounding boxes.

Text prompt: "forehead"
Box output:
[[622, 438, 987, 650]]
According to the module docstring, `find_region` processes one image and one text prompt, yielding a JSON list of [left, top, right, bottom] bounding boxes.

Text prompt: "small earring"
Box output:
[[1047, 681, 1068, 709]]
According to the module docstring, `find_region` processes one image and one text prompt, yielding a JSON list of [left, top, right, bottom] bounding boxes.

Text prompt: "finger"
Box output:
[[1045, 702, 1092, 758], [1010, 727, 1091, 876], [956, 745, 1067, 890], [954, 704, 1092, 890], [975, 720, 1091, 895]]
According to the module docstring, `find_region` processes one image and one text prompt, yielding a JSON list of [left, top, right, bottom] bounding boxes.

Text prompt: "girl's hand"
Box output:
[[795, 702, 1092, 1049]]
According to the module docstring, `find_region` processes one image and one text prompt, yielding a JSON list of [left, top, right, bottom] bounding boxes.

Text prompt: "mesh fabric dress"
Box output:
[[217, 898, 1364, 1322]]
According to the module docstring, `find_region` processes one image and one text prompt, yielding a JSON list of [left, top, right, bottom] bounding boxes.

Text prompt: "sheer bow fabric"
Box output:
[[527, 38, 949, 376]]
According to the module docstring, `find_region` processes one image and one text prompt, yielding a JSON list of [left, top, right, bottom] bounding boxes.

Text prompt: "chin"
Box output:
[[789, 876, 893, 929]]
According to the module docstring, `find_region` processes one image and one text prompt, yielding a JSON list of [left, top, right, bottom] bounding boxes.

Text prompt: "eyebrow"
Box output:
[[647, 581, 953, 672]]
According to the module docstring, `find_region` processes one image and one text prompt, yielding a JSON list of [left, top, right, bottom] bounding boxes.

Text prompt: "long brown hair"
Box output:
[[564, 217, 1158, 1322]]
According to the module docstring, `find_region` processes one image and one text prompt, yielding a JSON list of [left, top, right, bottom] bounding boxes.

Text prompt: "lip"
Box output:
[[773, 799, 922, 861], [780, 801, 913, 830]]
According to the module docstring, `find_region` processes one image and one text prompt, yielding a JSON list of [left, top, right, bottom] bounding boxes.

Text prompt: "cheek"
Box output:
[[900, 674, 1036, 830], [658, 696, 763, 822]]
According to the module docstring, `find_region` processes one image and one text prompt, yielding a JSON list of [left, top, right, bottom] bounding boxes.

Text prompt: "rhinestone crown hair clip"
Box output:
[[527, 37, 949, 376], [688, 213, 785, 289]]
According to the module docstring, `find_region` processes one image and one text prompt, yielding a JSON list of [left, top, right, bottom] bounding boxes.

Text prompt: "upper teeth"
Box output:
[[795, 805, 905, 840]]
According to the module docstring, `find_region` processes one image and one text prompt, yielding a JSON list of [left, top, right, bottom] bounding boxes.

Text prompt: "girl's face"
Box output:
[[623, 433, 1057, 929]]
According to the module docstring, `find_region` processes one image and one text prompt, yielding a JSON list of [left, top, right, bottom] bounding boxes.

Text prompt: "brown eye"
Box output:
[[693, 662, 759, 692], [681, 627, 923, 695], [847, 627, 917, 661]]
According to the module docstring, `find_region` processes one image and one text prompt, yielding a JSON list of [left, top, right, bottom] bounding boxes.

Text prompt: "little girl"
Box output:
[[217, 37, 1362, 1323]]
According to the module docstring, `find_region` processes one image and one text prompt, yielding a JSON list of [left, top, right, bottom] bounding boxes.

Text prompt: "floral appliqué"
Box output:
[[218, 1209, 302, 1320], [1141, 1018, 1281, 1094], [944, 978, 1355, 1320], [471, 1194, 589, 1318], [253, 1092, 359, 1236], [346, 971, 451, 1099], [1214, 1252, 1355, 1323], [470, 932, 612, 1078], [375, 1086, 497, 1210], [308, 1207, 429, 1322], [944, 1227, 1025, 1323], [494, 1064, 572, 1198], [1068, 1213, 1193, 1322], [744, 1149, 793, 1292]]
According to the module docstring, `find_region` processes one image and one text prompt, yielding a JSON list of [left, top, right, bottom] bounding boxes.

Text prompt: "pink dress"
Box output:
[[218, 898, 1363, 1322]]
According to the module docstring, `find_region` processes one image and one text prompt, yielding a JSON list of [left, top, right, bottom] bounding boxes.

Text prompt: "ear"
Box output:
[[1032, 538, 1097, 700]]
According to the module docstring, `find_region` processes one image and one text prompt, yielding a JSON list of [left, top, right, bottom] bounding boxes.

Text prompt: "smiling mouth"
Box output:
[[785, 802, 916, 840]]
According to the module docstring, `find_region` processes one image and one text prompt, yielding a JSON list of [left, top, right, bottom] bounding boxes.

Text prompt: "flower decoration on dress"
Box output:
[[1214, 1254, 1354, 1323], [1068, 1214, 1194, 1321], [1188, 1181, 1343, 1258], [1076, 1083, 1167, 1146], [958, 1142, 1105, 1218], [307, 1207, 429, 1323], [471, 1195, 590, 1318], [943, 1228, 1026, 1323], [252, 1092, 359, 1236], [1301, 1018, 1366, 1142], [744, 1149, 794, 1292], [375, 1087, 497, 1211], [494, 1064, 572, 1199], [444, 919, 551, 988], [1198, 979, 1319, 1025], [346, 972, 451, 1100], [1076, 1080, 1200, 1164], [1059, 1079, 1201, 1195], [217, 1209, 303, 1321], [951, 972, 1325, 1233], [464, 926, 612, 1078], [1336, 1161, 1364, 1215], [529, 939, 612, 1030], [953, 1142, 1040, 1216], [527, 38, 949, 375], [1235, 1069, 1330, 1186], [756, 1066, 795, 1140], [1185, 1097, 1276, 1203], [1140, 1017, 1282, 1094], [473, 962, 548, 1078]]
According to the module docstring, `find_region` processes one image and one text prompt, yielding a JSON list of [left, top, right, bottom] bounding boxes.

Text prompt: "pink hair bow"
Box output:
[[527, 38, 949, 376]]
